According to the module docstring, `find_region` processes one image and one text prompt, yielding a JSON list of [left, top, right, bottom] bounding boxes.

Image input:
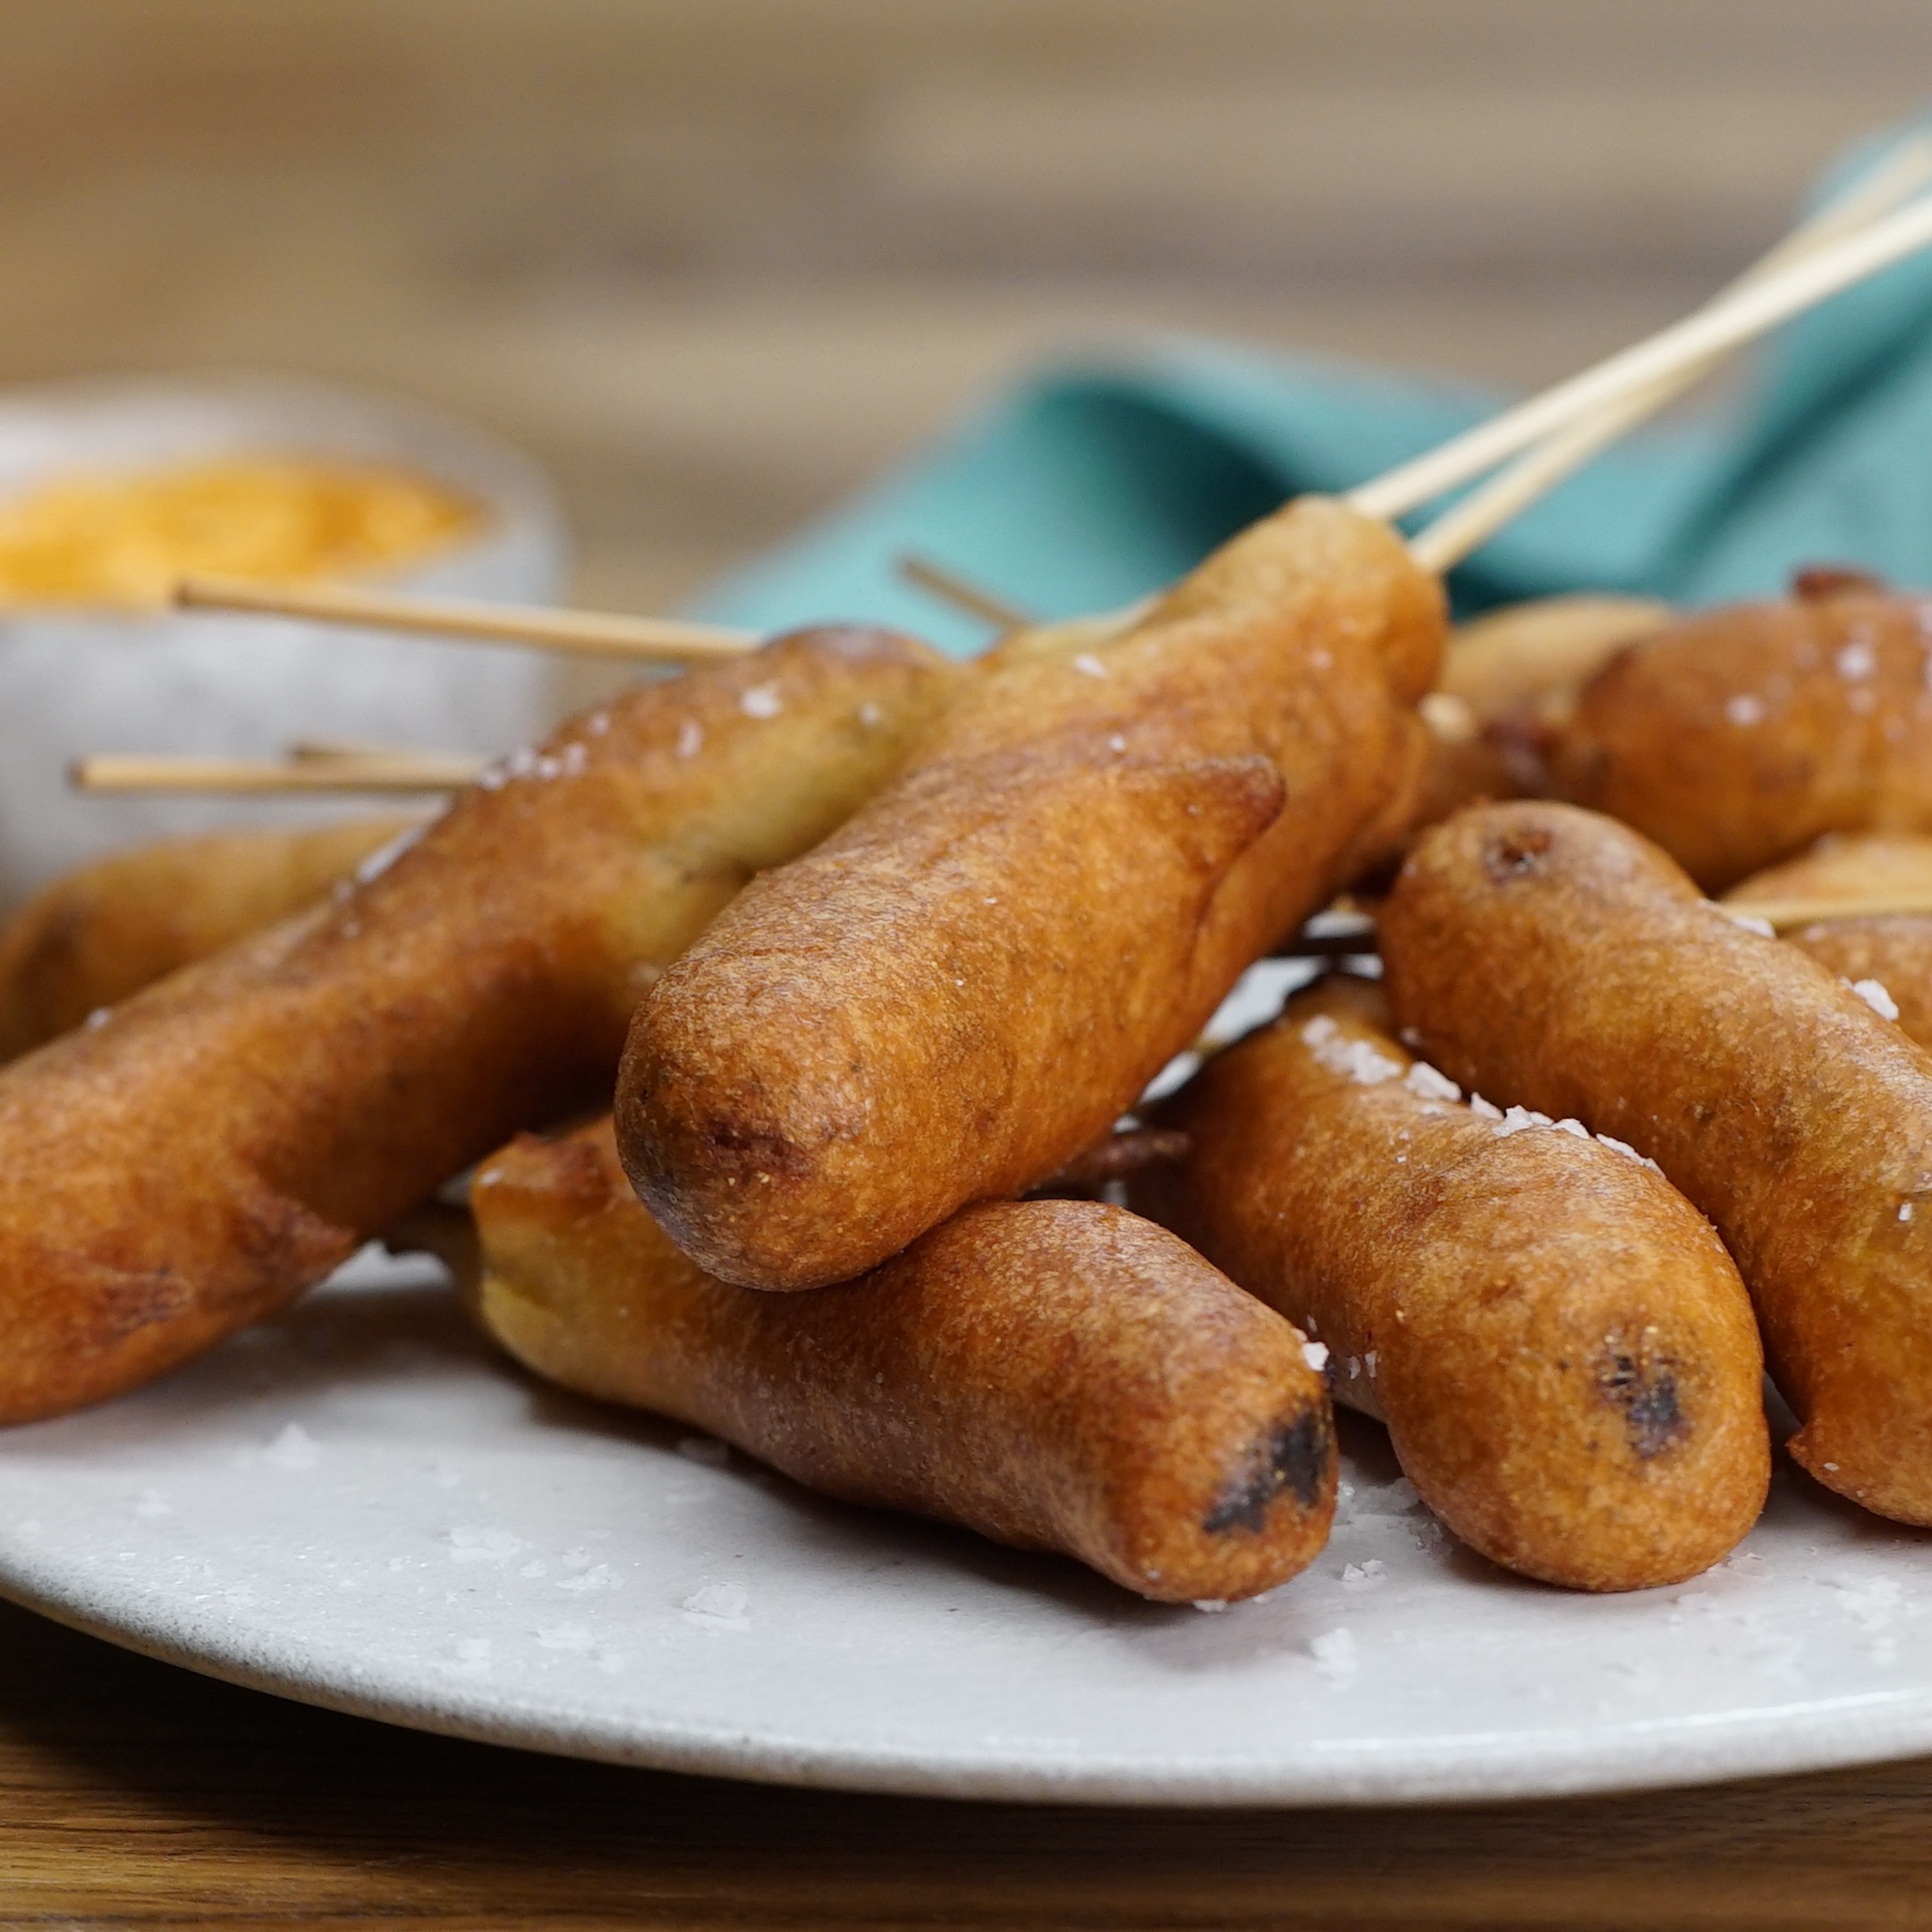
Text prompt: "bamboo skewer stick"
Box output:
[[894, 552, 1032, 631], [1350, 189, 1932, 527], [157, 167, 1932, 683], [1406, 136, 1932, 575], [1277, 891, 1932, 962], [174, 575, 758, 665], [72, 751, 485, 795]]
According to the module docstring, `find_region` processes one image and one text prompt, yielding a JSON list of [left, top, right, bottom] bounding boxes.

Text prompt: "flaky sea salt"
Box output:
[[1403, 1061, 1460, 1102], [1597, 1134, 1662, 1174], [1468, 1093, 1503, 1120], [1724, 693, 1766, 726], [1072, 653, 1107, 678], [676, 718, 704, 758], [1302, 1014, 1402, 1085], [1494, 1105, 1554, 1139], [1851, 978, 1901, 1021], [1730, 912, 1775, 938], [1836, 639, 1877, 680], [1309, 1628, 1359, 1682], [1301, 1341, 1330, 1373], [682, 1582, 750, 1627], [739, 683, 783, 719]]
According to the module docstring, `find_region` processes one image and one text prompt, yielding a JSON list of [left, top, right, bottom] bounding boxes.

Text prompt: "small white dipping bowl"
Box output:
[[0, 372, 569, 903]]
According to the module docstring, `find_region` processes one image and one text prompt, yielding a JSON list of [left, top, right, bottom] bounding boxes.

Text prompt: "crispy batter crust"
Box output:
[[1550, 589, 1932, 890], [1380, 800, 1932, 1525], [0, 629, 955, 1423], [1404, 595, 1674, 839], [619, 497, 1445, 1290], [1139, 976, 1767, 1590], [0, 817, 421, 1058], [472, 1119, 1335, 1603]]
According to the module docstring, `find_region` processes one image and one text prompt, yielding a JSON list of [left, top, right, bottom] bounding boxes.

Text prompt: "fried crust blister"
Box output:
[[0, 628, 956, 1422], [619, 496, 1445, 1291], [1550, 582, 1932, 890], [1138, 975, 1767, 1590], [471, 1118, 1336, 1604], [1381, 799, 1932, 1525]]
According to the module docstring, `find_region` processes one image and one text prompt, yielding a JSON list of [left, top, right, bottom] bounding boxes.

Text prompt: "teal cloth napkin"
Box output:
[[691, 121, 1932, 657]]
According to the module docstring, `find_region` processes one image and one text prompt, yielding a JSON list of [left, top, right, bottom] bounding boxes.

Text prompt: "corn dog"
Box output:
[[619, 496, 1445, 1291], [1406, 594, 1674, 835], [1138, 975, 1767, 1590], [1380, 799, 1932, 1526], [1720, 835, 1932, 1050], [470, 1118, 1336, 1604], [1550, 576, 1932, 890], [0, 627, 954, 1423], [0, 816, 421, 1059]]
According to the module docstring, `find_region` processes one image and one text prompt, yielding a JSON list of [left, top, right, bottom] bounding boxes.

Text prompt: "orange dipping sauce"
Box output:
[[0, 456, 484, 609]]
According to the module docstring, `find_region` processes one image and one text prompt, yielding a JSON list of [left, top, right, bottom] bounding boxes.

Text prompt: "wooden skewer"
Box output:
[[1276, 889, 1932, 962], [72, 751, 485, 794], [148, 169, 1932, 687], [1722, 892, 1932, 930], [1350, 188, 1932, 527], [174, 575, 758, 665], [894, 553, 1032, 631], [1406, 136, 1932, 574]]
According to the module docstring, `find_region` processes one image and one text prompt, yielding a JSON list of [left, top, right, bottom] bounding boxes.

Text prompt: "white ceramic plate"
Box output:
[[2, 961, 1931, 1807]]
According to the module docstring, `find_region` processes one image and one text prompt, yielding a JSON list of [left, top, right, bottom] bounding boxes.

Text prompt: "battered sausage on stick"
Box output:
[[0, 627, 954, 1423], [1550, 574, 1932, 890], [1723, 835, 1932, 1051], [470, 1118, 1336, 1604], [1784, 917, 1932, 1052], [1407, 595, 1672, 835], [1137, 975, 1767, 1591], [620, 496, 1445, 1291], [1379, 799, 1932, 1525], [0, 816, 419, 1059]]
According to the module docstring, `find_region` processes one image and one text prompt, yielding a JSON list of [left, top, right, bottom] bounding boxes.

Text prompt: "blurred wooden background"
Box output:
[[4, 0, 1930, 614]]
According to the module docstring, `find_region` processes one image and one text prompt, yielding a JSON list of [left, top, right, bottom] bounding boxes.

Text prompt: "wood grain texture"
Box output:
[[7, 6, 1932, 1922]]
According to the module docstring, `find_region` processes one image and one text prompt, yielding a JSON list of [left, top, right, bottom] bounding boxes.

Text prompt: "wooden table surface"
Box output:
[[8, 5, 1932, 1925]]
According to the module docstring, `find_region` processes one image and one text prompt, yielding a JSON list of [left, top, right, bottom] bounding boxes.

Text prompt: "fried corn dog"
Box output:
[[0, 816, 420, 1059], [471, 1118, 1335, 1604], [0, 627, 954, 1423], [1784, 917, 1932, 1051], [1380, 800, 1932, 1525], [1721, 835, 1932, 1050], [1138, 976, 1767, 1590], [1550, 576, 1932, 890], [1407, 595, 1674, 834], [620, 496, 1445, 1291]]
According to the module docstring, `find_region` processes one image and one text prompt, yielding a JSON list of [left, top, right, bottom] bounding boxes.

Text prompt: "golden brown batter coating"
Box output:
[[1402, 597, 1674, 842], [1138, 976, 1767, 1591], [0, 628, 955, 1424], [1783, 919, 1932, 1054], [0, 816, 421, 1059], [1550, 582, 1932, 890], [1379, 800, 1932, 1526], [1720, 835, 1932, 1052], [472, 1119, 1336, 1604], [619, 496, 1445, 1291]]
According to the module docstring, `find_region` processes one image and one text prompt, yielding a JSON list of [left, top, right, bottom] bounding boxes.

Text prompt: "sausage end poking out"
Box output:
[[474, 1121, 1337, 1603]]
